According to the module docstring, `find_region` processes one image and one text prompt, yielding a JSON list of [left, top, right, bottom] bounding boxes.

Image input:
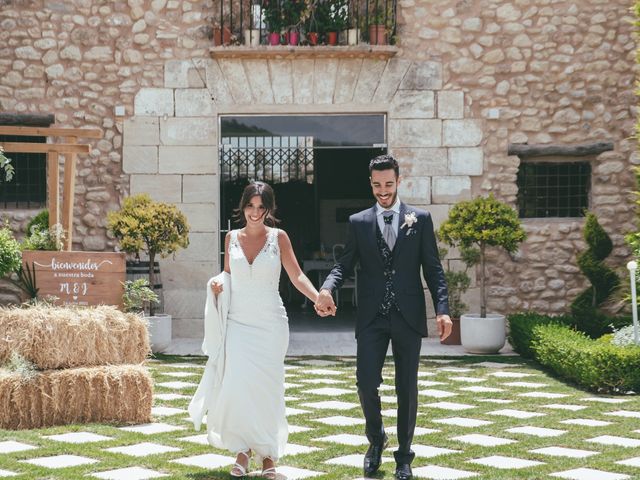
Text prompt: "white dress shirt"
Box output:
[[375, 197, 401, 237]]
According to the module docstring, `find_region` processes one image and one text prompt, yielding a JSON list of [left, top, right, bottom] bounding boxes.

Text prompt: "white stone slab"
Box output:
[[438, 367, 473, 373], [488, 409, 545, 419], [459, 386, 504, 393], [489, 371, 535, 378], [409, 445, 460, 458], [152, 406, 187, 417], [386, 426, 439, 436], [432, 417, 493, 428], [469, 455, 543, 469], [617, 457, 640, 467], [156, 381, 197, 390], [289, 425, 312, 433], [314, 416, 365, 426], [315, 434, 369, 446], [285, 396, 299, 402], [120, 423, 185, 435], [171, 453, 234, 468], [0, 441, 37, 453], [560, 418, 612, 427], [154, 393, 189, 401], [0, 470, 17, 477], [285, 382, 303, 389], [452, 434, 516, 446], [304, 387, 353, 396], [298, 359, 341, 367], [381, 409, 398, 417], [425, 402, 475, 411], [581, 397, 630, 404], [518, 392, 568, 399], [105, 442, 180, 457], [449, 376, 486, 383], [163, 363, 205, 369], [379, 384, 397, 391], [302, 401, 359, 410], [286, 407, 311, 416], [477, 398, 513, 404], [299, 378, 345, 385], [586, 435, 640, 448], [549, 468, 630, 480], [605, 410, 640, 419], [418, 371, 438, 377], [163, 371, 199, 378], [22, 454, 98, 468], [325, 454, 393, 467], [420, 389, 457, 398], [276, 466, 324, 479], [43, 432, 113, 443], [530, 447, 599, 458], [473, 361, 521, 368], [178, 434, 209, 445], [412, 465, 478, 479], [284, 444, 322, 455], [506, 426, 566, 437], [91, 467, 169, 480], [306, 369, 343, 376], [381, 395, 398, 404], [418, 380, 446, 387], [501, 381, 549, 388]]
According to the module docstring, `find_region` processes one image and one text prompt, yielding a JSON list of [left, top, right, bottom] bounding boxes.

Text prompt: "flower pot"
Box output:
[[213, 26, 232, 46], [268, 32, 281, 45], [307, 31, 319, 45], [288, 31, 299, 45], [147, 313, 172, 353], [327, 31, 338, 45], [440, 317, 461, 345], [460, 313, 506, 354], [368, 24, 387, 45], [347, 28, 360, 45], [244, 29, 260, 47]]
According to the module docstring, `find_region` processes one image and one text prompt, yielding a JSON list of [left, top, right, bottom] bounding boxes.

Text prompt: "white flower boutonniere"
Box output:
[[401, 212, 418, 235]]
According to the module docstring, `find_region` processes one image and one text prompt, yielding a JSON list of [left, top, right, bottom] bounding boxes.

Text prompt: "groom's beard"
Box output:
[[376, 191, 397, 209]]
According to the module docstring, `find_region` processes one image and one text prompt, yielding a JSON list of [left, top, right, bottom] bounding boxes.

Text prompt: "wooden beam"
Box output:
[[0, 126, 102, 139], [47, 151, 60, 228], [61, 136, 78, 251], [508, 141, 614, 158], [0, 142, 90, 154], [0, 113, 55, 127]]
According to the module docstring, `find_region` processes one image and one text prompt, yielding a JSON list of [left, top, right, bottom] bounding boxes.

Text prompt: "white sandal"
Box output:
[[230, 450, 251, 477], [261, 456, 277, 479]]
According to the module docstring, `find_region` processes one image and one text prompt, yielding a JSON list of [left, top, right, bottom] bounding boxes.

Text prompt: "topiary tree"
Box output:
[[107, 194, 190, 316], [571, 212, 620, 338], [0, 224, 21, 278], [439, 194, 526, 318]]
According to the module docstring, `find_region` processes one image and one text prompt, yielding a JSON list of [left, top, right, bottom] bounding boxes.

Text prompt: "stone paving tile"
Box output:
[[424, 402, 475, 411], [314, 434, 369, 446], [171, 452, 234, 468], [560, 418, 612, 427], [418, 380, 446, 387], [0, 470, 17, 477], [477, 398, 513, 404], [177, 434, 208, 445], [549, 467, 630, 479], [43, 432, 113, 443], [155, 381, 197, 390], [162, 371, 199, 378], [313, 415, 365, 426], [487, 409, 545, 419], [284, 382, 303, 389], [605, 410, 640, 419], [286, 407, 311, 416], [418, 371, 438, 377], [276, 465, 324, 478], [162, 363, 204, 369], [285, 396, 300, 402], [438, 367, 473, 373], [303, 387, 354, 396], [468, 455, 544, 469], [410, 445, 461, 458], [298, 359, 342, 367], [419, 389, 458, 398], [586, 435, 640, 448], [458, 386, 503, 393], [489, 371, 535, 378], [448, 376, 486, 383], [432, 417, 493, 428], [151, 406, 187, 417], [474, 361, 520, 368], [301, 400, 359, 410], [518, 391, 568, 399], [289, 425, 313, 433], [378, 384, 396, 391], [0, 441, 37, 454], [105, 442, 181, 457], [21, 454, 99, 468], [386, 426, 439, 436], [412, 464, 479, 479], [542, 404, 586, 411], [505, 426, 566, 437], [451, 434, 516, 447], [581, 397, 630, 404], [500, 381, 549, 388], [154, 393, 190, 401], [381, 395, 398, 404], [325, 454, 393, 467], [381, 408, 398, 417], [120, 423, 185, 435], [91, 466, 168, 479], [616, 456, 640, 467], [299, 378, 346, 385], [284, 443, 322, 455], [530, 446, 600, 458], [306, 369, 343, 376]]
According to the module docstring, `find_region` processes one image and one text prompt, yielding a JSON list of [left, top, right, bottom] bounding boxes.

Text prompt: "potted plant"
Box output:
[[263, 0, 285, 45], [107, 194, 190, 353], [304, 4, 320, 45], [213, 14, 233, 46], [345, 0, 360, 45], [244, 0, 263, 46], [368, 3, 391, 45], [322, 0, 346, 45], [122, 278, 159, 316], [439, 194, 526, 353]]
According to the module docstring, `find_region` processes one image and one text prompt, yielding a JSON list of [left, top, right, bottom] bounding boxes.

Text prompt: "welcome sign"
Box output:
[[21, 251, 126, 307]]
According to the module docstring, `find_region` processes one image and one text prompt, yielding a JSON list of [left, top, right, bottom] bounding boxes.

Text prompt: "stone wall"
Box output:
[[0, 0, 637, 336]]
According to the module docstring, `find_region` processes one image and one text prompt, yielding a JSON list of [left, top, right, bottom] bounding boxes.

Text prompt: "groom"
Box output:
[[316, 155, 451, 480]]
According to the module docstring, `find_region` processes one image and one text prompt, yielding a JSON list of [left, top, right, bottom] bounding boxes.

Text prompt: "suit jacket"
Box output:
[[321, 202, 449, 337]]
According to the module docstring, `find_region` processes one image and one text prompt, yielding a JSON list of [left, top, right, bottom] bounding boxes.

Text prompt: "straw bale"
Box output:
[[0, 305, 149, 369], [0, 364, 153, 429]]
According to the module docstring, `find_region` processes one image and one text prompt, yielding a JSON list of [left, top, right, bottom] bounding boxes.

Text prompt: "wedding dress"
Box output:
[[204, 227, 289, 461]]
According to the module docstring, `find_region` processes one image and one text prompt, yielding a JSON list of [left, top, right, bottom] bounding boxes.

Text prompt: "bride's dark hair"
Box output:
[[233, 181, 280, 227]]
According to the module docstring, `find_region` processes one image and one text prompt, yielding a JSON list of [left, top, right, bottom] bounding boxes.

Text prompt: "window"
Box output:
[[517, 161, 590, 218], [0, 135, 47, 209]]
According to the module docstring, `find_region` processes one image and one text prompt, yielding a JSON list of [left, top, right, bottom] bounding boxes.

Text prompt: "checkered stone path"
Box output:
[[1, 357, 640, 480]]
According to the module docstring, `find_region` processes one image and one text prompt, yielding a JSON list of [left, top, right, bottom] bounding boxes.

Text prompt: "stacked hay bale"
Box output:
[[0, 305, 152, 429]]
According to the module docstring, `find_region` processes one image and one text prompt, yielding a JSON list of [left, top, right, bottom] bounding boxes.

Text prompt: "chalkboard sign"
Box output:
[[21, 251, 126, 307]]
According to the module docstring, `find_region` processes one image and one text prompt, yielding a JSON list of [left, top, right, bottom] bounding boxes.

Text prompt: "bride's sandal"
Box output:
[[261, 456, 277, 479], [230, 450, 251, 477]]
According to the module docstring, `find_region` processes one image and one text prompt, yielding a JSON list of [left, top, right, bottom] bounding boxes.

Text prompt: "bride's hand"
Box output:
[[211, 281, 223, 296]]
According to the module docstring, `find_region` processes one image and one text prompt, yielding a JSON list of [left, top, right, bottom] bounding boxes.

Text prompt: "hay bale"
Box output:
[[0, 305, 150, 369], [0, 364, 153, 429]]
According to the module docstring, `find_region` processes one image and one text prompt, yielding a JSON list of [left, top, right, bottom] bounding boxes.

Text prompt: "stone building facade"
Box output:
[[0, 0, 636, 338]]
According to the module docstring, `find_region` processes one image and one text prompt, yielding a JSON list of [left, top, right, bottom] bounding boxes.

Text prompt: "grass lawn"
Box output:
[[0, 355, 639, 479]]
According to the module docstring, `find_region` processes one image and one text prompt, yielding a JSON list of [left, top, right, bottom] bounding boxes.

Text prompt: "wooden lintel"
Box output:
[[0, 113, 55, 127], [0, 142, 90, 154], [0, 125, 102, 139], [508, 141, 614, 158]]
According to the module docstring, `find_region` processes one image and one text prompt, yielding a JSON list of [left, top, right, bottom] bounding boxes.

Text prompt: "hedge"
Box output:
[[507, 312, 574, 359]]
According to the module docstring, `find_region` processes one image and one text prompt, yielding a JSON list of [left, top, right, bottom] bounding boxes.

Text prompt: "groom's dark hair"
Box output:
[[369, 154, 399, 178]]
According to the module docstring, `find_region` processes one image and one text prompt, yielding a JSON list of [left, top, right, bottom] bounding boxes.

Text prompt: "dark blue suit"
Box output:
[[322, 202, 449, 464]]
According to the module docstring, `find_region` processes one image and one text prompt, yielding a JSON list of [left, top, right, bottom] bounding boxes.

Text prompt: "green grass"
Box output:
[[0, 355, 639, 479]]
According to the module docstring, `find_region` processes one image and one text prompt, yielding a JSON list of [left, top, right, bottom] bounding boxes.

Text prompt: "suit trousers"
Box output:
[[356, 307, 422, 465]]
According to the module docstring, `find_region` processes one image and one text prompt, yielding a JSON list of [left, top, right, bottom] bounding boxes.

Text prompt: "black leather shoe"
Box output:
[[395, 463, 413, 480], [363, 433, 388, 477]]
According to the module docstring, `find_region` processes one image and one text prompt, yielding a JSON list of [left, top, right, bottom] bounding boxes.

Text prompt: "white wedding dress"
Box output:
[[206, 227, 289, 460]]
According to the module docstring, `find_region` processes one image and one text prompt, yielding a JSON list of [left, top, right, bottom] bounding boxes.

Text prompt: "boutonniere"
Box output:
[[401, 212, 418, 235]]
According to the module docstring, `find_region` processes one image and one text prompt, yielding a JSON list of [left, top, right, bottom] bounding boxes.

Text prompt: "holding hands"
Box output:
[[314, 289, 337, 317]]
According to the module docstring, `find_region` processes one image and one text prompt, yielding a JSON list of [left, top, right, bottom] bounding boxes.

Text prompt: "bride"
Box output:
[[191, 181, 321, 479]]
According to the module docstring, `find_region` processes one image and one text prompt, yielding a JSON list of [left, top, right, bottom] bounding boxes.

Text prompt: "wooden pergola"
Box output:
[[0, 115, 102, 250]]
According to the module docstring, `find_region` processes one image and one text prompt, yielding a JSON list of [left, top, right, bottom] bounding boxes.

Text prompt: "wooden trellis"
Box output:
[[0, 125, 102, 251]]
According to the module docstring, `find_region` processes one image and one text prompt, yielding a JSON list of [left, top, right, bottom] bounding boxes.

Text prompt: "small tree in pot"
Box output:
[[439, 194, 526, 353]]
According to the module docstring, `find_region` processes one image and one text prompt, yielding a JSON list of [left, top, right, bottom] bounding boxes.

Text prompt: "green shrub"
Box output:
[[532, 323, 640, 393], [25, 210, 49, 236], [0, 224, 21, 278], [507, 312, 574, 359]]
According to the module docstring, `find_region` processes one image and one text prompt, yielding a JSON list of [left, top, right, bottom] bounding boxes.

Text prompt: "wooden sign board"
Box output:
[[21, 251, 126, 307]]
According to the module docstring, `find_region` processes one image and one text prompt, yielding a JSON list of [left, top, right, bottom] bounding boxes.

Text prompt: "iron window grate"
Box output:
[[0, 135, 47, 209]]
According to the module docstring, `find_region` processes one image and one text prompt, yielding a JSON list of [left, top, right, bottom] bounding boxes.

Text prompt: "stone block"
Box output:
[[160, 118, 216, 146], [183, 175, 218, 203], [390, 90, 435, 119], [392, 148, 447, 176], [245, 59, 274, 104], [353, 58, 387, 103], [204, 60, 234, 105], [217, 59, 252, 104], [269, 59, 294, 104], [443, 120, 483, 147], [159, 146, 217, 174], [432, 176, 471, 203], [315, 59, 340, 104], [437, 91, 464, 119], [123, 146, 158, 174], [293, 58, 315, 104], [172, 318, 204, 339], [398, 176, 431, 204], [134, 88, 173, 116], [178, 203, 217, 232], [400, 61, 443, 90], [424, 203, 451, 229], [165, 59, 205, 88], [334, 58, 362, 104], [175, 89, 215, 116], [449, 147, 484, 175], [389, 119, 442, 148], [158, 260, 216, 319], [373, 58, 412, 103], [174, 232, 218, 262], [123, 117, 160, 146], [130, 174, 181, 203]]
